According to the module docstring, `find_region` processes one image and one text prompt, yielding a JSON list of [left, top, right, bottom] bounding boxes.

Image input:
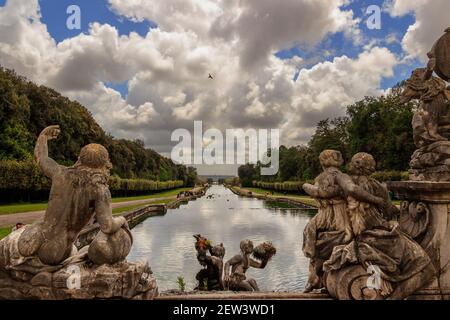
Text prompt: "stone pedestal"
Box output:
[[388, 181, 450, 299], [0, 260, 158, 300]]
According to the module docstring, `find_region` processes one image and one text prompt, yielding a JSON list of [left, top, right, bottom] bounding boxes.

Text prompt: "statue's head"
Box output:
[[319, 150, 344, 169], [240, 239, 254, 254], [75, 144, 112, 171], [401, 68, 446, 103], [348, 152, 376, 176], [211, 243, 225, 259]]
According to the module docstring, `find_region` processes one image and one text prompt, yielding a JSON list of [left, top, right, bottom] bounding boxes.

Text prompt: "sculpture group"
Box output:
[[193, 234, 276, 292], [302, 151, 434, 299], [302, 27, 450, 300]]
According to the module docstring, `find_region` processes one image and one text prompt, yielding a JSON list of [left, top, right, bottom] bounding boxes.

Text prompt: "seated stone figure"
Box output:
[[223, 240, 275, 291], [17, 125, 130, 266], [193, 234, 226, 291], [0, 125, 157, 300], [303, 151, 435, 299], [323, 153, 435, 300], [302, 150, 386, 292]]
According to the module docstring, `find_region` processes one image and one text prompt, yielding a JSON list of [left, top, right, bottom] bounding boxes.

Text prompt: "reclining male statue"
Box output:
[[0, 125, 157, 300]]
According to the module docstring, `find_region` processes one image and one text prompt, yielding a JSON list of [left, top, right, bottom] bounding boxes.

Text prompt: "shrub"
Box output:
[[0, 160, 184, 202]]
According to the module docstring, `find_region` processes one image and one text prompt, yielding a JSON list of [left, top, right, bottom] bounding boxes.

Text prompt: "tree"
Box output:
[[346, 89, 416, 171], [238, 163, 259, 187], [0, 67, 197, 183]]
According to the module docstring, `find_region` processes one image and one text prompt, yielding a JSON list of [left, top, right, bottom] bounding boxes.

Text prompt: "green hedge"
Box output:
[[0, 160, 184, 202], [252, 181, 305, 193], [108, 176, 183, 192], [252, 171, 409, 194], [370, 171, 409, 182]]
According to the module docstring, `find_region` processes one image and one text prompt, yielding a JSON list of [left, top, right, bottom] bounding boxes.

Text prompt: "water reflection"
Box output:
[[128, 185, 313, 292]]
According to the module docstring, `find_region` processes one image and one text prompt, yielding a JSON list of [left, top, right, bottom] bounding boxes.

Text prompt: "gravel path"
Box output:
[[0, 196, 176, 228]]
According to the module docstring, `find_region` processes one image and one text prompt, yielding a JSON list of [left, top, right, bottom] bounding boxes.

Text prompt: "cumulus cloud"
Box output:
[[283, 47, 397, 144], [386, 0, 450, 61], [210, 0, 361, 70], [109, 0, 361, 70], [0, 0, 56, 80], [0, 0, 399, 174]]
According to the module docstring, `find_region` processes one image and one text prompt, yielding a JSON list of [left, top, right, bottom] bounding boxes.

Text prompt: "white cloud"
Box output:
[[386, 0, 450, 61], [0, 0, 398, 174], [110, 0, 361, 70], [283, 47, 397, 144]]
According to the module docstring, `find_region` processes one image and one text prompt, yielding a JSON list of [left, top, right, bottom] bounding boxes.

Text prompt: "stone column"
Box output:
[[388, 181, 450, 299]]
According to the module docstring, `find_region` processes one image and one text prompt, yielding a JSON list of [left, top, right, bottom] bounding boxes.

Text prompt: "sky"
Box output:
[[0, 0, 448, 175]]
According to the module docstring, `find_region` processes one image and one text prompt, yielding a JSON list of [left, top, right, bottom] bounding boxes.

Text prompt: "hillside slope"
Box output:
[[0, 67, 194, 183]]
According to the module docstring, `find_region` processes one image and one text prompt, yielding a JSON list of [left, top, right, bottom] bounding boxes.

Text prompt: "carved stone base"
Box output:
[[410, 166, 450, 182], [388, 181, 450, 299], [325, 265, 383, 300], [0, 260, 158, 300], [410, 141, 450, 181]]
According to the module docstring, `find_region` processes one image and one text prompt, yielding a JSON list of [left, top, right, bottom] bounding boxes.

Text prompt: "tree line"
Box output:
[[238, 86, 417, 188], [0, 67, 198, 202]]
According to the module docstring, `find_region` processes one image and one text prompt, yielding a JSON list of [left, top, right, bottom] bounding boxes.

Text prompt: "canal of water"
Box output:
[[128, 185, 315, 292]]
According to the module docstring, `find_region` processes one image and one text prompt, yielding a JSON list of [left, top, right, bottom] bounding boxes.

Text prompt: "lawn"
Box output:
[[244, 187, 317, 206], [111, 187, 191, 203], [0, 226, 11, 240], [0, 187, 192, 215], [244, 187, 400, 207]]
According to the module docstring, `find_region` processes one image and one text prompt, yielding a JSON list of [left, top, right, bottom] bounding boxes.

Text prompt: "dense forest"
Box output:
[[238, 86, 417, 188], [0, 67, 198, 201]]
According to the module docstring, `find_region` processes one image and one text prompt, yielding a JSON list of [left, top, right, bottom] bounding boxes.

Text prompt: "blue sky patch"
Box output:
[[38, 0, 155, 43]]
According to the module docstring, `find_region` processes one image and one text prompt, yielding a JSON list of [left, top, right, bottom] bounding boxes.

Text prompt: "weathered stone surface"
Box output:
[[0, 260, 157, 300], [0, 126, 158, 300], [194, 234, 226, 291], [88, 227, 133, 265], [303, 151, 435, 300], [433, 27, 450, 81], [223, 240, 275, 292], [400, 28, 450, 182], [388, 181, 450, 298], [410, 141, 450, 181], [30, 272, 52, 287]]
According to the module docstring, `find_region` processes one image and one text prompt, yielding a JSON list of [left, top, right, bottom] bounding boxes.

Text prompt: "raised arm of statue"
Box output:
[[335, 172, 384, 207], [95, 193, 128, 234], [303, 183, 341, 199], [34, 125, 62, 179]]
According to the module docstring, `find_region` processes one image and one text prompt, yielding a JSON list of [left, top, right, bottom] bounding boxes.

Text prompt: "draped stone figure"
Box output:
[[303, 151, 435, 299], [302, 150, 388, 292], [323, 153, 434, 300]]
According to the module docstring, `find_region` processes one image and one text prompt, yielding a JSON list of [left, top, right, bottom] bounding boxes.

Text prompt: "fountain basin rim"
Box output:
[[387, 181, 450, 203]]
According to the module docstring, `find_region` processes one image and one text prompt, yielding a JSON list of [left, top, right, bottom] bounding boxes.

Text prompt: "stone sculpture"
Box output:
[[302, 150, 392, 293], [0, 125, 158, 299], [303, 151, 435, 299], [388, 28, 450, 300], [400, 28, 450, 181], [193, 234, 226, 291], [223, 240, 276, 291]]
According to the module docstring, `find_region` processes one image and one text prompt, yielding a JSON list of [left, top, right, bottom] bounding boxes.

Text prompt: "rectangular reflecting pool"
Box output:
[[128, 185, 314, 292]]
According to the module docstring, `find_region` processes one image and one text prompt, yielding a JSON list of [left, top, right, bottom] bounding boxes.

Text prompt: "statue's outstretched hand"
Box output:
[[39, 125, 60, 141]]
